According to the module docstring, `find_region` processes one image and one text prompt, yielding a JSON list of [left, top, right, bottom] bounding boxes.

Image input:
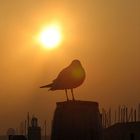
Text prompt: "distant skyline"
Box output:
[[0, 0, 140, 135]]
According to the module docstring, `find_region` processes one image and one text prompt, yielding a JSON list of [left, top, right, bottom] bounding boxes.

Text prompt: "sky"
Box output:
[[0, 0, 140, 135]]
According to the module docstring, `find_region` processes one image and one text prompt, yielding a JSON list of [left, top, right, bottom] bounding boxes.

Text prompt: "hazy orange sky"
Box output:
[[0, 0, 140, 135]]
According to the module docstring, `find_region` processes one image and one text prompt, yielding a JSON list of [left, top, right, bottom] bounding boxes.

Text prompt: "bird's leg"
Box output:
[[65, 89, 69, 101], [71, 89, 75, 101]]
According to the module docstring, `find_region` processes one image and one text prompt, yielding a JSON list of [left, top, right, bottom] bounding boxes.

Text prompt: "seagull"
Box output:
[[40, 59, 85, 101]]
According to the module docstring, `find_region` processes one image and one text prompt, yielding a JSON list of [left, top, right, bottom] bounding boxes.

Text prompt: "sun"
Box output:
[[38, 25, 62, 49]]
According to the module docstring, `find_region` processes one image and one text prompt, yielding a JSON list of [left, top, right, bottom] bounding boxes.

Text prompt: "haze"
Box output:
[[0, 0, 140, 135]]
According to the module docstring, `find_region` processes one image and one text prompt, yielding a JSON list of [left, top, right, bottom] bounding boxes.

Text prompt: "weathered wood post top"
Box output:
[[51, 100, 102, 140]]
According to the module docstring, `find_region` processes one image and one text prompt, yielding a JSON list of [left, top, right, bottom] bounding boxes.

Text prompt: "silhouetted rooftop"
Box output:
[[106, 121, 140, 130]]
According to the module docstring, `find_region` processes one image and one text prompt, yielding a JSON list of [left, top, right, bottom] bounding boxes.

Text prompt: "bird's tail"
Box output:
[[40, 83, 53, 88]]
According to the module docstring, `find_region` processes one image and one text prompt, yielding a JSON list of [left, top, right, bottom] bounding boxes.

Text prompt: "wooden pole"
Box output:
[[138, 104, 140, 121], [102, 108, 106, 128], [126, 107, 128, 122], [123, 106, 125, 123], [25, 120, 26, 136], [120, 107, 123, 123], [45, 120, 47, 140], [118, 106, 120, 123], [109, 108, 111, 126], [27, 112, 30, 128], [134, 109, 137, 122], [101, 109, 104, 128], [104, 109, 106, 127], [128, 108, 133, 122], [131, 108, 133, 122], [114, 110, 117, 124]]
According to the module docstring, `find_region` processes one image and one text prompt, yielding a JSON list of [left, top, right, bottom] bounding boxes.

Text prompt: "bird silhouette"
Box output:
[[40, 59, 85, 101]]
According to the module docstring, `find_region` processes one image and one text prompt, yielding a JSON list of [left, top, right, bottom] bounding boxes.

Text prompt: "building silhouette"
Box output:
[[9, 135, 27, 140], [103, 122, 140, 140], [7, 128, 16, 136], [1, 102, 140, 140], [28, 116, 41, 140]]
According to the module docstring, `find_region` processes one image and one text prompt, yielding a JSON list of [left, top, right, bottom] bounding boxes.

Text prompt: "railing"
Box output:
[[101, 104, 140, 128]]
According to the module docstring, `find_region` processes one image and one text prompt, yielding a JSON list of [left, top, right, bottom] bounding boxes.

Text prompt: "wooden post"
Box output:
[[120, 107, 123, 123], [102, 109, 104, 128], [134, 109, 137, 122], [138, 104, 140, 121], [118, 106, 121, 123], [51, 101, 102, 140], [27, 112, 30, 128], [126, 107, 128, 122], [123, 107, 125, 122], [114, 110, 117, 124], [25, 120, 27, 136], [45, 120, 47, 140], [128, 108, 133, 122], [109, 108, 111, 126], [105, 111, 107, 128]]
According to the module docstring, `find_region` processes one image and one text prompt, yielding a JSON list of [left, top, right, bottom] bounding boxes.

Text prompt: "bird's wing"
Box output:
[[53, 66, 72, 83], [51, 63, 85, 90]]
